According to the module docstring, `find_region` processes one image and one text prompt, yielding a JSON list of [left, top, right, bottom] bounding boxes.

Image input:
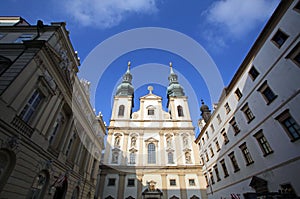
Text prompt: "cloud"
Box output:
[[203, 0, 280, 47], [64, 0, 158, 28]]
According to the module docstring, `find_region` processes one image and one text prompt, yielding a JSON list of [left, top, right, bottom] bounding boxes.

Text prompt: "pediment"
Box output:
[[145, 137, 159, 143]]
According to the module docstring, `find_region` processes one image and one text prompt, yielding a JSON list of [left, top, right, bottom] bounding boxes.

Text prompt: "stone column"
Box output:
[[174, 133, 182, 165], [117, 173, 126, 199], [96, 172, 107, 199], [161, 173, 167, 199], [121, 133, 129, 165], [159, 133, 166, 166], [179, 174, 187, 199], [138, 133, 144, 166]]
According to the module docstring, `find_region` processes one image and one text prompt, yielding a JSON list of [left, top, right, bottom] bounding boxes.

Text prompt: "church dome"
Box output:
[[116, 62, 134, 96]]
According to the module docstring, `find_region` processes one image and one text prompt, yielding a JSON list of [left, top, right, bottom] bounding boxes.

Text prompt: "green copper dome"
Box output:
[[116, 62, 134, 96], [167, 62, 185, 97]]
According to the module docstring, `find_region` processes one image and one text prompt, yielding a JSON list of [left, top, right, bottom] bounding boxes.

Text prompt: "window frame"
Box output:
[[220, 159, 229, 178], [229, 117, 240, 135], [118, 105, 125, 116], [177, 105, 184, 117], [228, 152, 240, 173], [108, 178, 116, 186], [241, 103, 255, 123], [147, 143, 156, 164], [224, 103, 231, 114], [213, 164, 221, 182], [169, 179, 176, 186], [19, 89, 44, 123], [276, 109, 300, 142], [239, 142, 254, 166], [127, 178, 135, 187], [235, 88, 243, 101], [271, 29, 289, 48], [248, 66, 260, 81], [221, 129, 229, 145], [257, 80, 277, 105], [253, 130, 273, 156]]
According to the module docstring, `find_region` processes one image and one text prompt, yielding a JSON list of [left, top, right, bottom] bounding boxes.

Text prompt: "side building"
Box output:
[[195, 1, 300, 198], [0, 17, 106, 199], [97, 63, 207, 199]]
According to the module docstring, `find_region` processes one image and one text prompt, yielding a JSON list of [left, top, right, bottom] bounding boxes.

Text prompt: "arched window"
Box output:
[[0, 149, 16, 193], [177, 105, 184, 117], [148, 143, 156, 164], [168, 152, 174, 164], [0, 55, 12, 74], [129, 152, 136, 164], [118, 105, 125, 116]]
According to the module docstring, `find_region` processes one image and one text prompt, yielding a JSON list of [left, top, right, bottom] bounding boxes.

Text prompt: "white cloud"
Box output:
[[203, 0, 279, 45], [64, 0, 158, 28]]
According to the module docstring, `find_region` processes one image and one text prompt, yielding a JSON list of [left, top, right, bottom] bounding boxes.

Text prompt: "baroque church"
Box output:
[[96, 62, 207, 199]]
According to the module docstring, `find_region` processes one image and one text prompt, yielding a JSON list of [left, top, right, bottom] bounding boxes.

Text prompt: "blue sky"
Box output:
[[1, 0, 280, 132]]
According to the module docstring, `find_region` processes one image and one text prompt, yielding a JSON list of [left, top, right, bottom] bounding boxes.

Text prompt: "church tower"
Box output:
[[167, 62, 191, 121], [111, 61, 134, 120], [98, 62, 206, 199]]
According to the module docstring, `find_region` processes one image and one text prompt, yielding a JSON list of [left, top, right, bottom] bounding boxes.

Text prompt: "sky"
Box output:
[[1, 0, 280, 134]]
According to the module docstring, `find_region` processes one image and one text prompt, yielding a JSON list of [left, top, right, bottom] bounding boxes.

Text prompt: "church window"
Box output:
[[177, 105, 184, 117], [20, 89, 44, 122], [148, 143, 156, 164], [118, 105, 125, 116], [148, 109, 154, 115], [168, 152, 174, 164]]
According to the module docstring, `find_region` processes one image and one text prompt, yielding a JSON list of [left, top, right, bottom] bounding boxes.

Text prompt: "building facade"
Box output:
[[196, 1, 300, 198], [0, 17, 106, 199], [97, 63, 207, 199]]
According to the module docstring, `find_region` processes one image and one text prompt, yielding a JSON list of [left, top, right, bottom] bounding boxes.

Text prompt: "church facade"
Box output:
[[96, 63, 207, 199]]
